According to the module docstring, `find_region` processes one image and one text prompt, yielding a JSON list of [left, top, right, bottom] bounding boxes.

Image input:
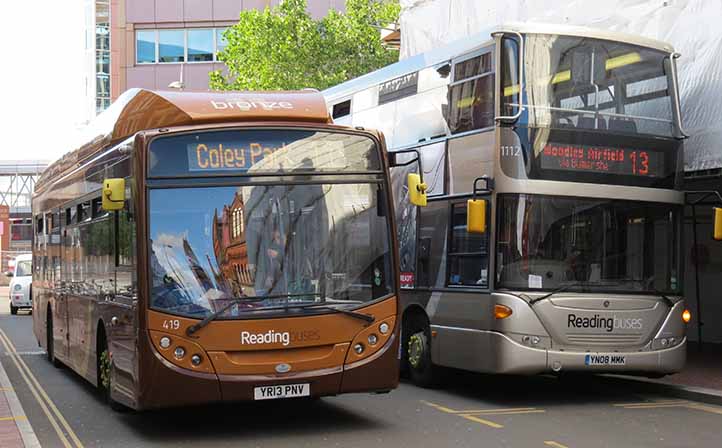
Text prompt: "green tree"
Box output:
[[210, 0, 400, 91]]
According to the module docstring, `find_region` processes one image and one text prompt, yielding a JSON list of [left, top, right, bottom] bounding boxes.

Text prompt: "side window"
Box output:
[[66, 206, 77, 225], [50, 211, 61, 282], [447, 49, 495, 134], [77, 201, 91, 223], [82, 200, 112, 295], [447, 201, 490, 288]]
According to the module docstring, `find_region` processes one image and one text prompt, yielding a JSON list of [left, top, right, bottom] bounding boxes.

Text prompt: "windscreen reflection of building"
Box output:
[[212, 191, 254, 304], [151, 235, 214, 309]]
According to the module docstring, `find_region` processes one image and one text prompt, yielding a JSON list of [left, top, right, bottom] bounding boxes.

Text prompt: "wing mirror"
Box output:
[[388, 149, 427, 207], [102, 178, 126, 211], [407, 173, 428, 207], [467, 176, 493, 234], [467, 199, 487, 234]]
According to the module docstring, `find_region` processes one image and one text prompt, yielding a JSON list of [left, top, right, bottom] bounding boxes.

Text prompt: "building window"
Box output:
[[95, 0, 111, 114], [216, 28, 229, 55], [136, 27, 230, 65], [136, 30, 156, 64], [231, 208, 244, 238], [188, 29, 214, 62], [159, 29, 185, 63]]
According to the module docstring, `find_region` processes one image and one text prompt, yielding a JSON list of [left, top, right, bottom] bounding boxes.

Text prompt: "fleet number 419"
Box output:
[[163, 319, 180, 330]]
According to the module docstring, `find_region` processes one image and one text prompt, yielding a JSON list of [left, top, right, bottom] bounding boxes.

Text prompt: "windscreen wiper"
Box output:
[[528, 281, 591, 306], [293, 302, 375, 324], [185, 293, 320, 337], [616, 278, 676, 308]]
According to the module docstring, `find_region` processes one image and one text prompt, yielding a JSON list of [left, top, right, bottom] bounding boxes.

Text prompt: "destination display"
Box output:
[[539, 143, 664, 177], [188, 141, 284, 172], [148, 129, 380, 177]]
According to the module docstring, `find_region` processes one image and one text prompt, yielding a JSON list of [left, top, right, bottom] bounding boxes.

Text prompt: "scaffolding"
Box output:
[[0, 160, 49, 282], [0, 160, 49, 214]]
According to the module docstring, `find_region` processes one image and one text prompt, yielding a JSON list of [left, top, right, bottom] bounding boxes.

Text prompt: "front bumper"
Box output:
[[136, 333, 399, 410], [485, 331, 686, 375]]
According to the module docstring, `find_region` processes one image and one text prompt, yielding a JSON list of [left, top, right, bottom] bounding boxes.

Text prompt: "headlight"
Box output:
[[13, 284, 22, 291], [174, 347, 186, 359]]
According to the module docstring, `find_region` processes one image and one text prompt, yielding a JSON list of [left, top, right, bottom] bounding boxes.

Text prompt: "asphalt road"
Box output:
[[1, 288, 722, 448]]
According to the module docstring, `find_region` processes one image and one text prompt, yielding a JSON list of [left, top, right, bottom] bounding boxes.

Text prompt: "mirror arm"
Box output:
[[670, 52, 689, 139], [472, 176, 494, 199], [389, 149, 425, 183]]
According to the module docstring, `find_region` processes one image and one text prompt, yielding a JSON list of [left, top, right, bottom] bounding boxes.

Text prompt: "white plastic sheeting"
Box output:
[[399, 0, 722, 171]]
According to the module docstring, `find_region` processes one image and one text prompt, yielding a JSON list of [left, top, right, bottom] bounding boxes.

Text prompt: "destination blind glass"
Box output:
[[148, 129, 381, 177], [540, 143, 664, 177]]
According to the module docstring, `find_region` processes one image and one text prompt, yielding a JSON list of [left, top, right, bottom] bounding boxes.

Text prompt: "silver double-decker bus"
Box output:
[[324, 23, 701, 385]]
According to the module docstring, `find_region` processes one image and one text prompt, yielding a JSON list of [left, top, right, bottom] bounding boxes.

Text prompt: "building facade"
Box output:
[[84, 0, 346, 120]]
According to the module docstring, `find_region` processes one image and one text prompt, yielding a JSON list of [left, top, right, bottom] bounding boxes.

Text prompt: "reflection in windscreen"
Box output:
[[496, 194, 680, 293], [149, 183, 392, 318]]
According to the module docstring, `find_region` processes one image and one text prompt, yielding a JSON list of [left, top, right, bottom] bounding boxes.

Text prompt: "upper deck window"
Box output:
[[447, 48, 495, 134], [507, 34, 677, 137], [148, 129, 382, 178], [332, 100, 351, 119]]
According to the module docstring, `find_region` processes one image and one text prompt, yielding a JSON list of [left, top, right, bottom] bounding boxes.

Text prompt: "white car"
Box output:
[[6, 254, 32, 315]]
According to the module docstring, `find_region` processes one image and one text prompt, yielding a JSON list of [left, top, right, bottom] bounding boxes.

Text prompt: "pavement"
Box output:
[[0, 287, 40, 448], [2, 284, 722, 447]]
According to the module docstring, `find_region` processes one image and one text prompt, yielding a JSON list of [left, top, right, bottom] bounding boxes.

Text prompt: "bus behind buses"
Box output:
[[32, 89, 400, 409], [325, 23, 720, 385]]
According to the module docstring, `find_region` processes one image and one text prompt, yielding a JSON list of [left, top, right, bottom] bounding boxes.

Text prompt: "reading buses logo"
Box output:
[[567, 314, 643, 333], [240, 329, 321, 346], [211, 99, 294, 111], [241, 330, 290, 346]]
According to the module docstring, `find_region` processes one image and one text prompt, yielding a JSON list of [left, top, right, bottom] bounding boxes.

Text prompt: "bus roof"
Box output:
[[37, 89, 331, 190], [324, 22, 676, 102]]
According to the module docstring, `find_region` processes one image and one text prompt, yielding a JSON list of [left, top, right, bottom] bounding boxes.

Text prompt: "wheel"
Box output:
[[46, 310, 62, 368], [10, 304, 17, 315], [404, 315, 441, 388], [97, 330, 127, 412]]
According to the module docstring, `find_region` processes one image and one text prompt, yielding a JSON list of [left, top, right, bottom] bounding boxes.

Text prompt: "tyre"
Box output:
[[404, 314, 441, 388], [10, 304, 17, 315], [46, 310, 62, 368], [97, 329, 127, 412]]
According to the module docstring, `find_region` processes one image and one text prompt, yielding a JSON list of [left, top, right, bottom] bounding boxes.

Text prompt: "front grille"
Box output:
[[566, 333, 642, 346]]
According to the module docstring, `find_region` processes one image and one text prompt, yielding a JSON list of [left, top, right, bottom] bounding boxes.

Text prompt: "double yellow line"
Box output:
[[0, 328, 84, 448]]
